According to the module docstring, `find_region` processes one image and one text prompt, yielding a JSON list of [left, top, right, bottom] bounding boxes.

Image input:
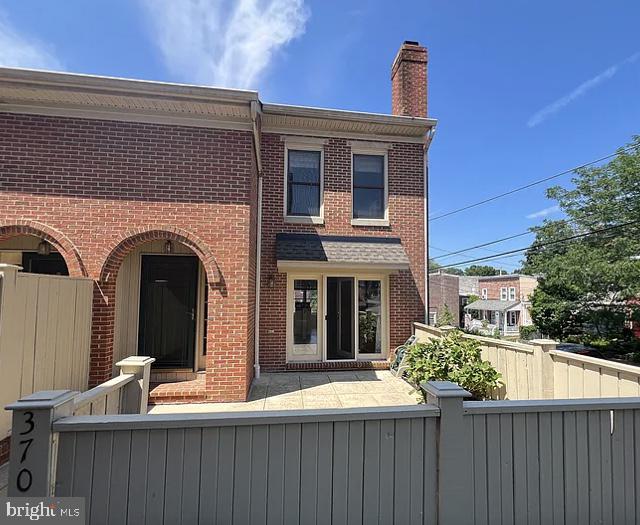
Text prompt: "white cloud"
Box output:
[[141, 0, 309, 89], [526, 205, 560, 220], [527, 51, 640, 128], [0, 11, 62, 70]]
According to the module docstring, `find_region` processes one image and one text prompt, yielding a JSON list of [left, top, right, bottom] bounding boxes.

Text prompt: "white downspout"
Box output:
[[424, 127, 436, 324], [251, 100, 263, 378]]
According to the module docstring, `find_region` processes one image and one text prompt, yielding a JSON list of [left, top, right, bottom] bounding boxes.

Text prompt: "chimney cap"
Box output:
[[403, 40, 420, 46]]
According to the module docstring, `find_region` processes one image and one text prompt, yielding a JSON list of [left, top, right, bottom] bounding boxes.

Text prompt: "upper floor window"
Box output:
[[508, 287, 516, 301], [500, 287, 508, 300], [286, 149, 322, 218], [352, 154, 387, 221], [481, 288, 488, 300]]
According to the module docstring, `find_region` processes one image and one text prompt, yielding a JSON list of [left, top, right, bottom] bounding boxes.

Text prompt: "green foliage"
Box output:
[[519, 324, 538, 341], [523, 136, 640, 344], [464, 265, 505, 276], [429, 258, 464, 275], [435, 304, 455, 327], [467, 294, 480, 304], [405, 331, 502, 400]]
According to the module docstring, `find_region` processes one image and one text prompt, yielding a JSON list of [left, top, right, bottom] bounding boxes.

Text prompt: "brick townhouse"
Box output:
[[0, 41, 436, 403]]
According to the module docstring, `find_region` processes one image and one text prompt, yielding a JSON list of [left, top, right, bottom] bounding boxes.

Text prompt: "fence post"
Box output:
[[422, 380, 473, 525], [532, 339, 557, 399], [116, 356, 155, 414], [4, 390, 77, 496]]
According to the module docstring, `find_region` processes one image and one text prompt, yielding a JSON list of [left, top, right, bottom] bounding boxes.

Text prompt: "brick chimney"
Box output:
[[391, 41, 428, 117]]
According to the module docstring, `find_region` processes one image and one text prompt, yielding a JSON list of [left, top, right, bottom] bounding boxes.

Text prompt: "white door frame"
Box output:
[[286, 270, 389, 363]]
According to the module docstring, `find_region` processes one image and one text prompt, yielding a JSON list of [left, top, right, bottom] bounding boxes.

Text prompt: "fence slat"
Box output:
[[299, 422, 318, 525], [107, 430, 132, 525], [622, 410, 636, 523], [537, 412, 553, 525], [512, 413, 527, 524], [73, 431, 95, 520], [164, 428, 185, 523], [611, 410, 625, 524], [181, 428, 202, 525], [599, 410, 613, 525], [127, 429, 150, 525], [362, 420, 380, 525], [249, 425, 269, 525], [423, 417, 438, 525], [587, 411, 603, 524], [145, 429, 167, 524], [199, 428, 219, 525], [471, 415, 488, 525], [266, 424, 285, 525], [499, 413, 514, 524], [485, 414, 501, 525], [563, 411, 578, 524], [233, 426, 252, 525], [409, 417, 425, 525], [576, 412, 589, 524], [316, 422, 333, 525], [378, 419, 395, 524], [525, 413, 541, 525], [216, 426, 235, 524], [347, 420, 364, 525], [55, 432, 76, 497], [331, 421, 349, 524]]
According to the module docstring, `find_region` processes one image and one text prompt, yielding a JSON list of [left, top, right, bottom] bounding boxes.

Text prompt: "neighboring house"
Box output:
[[458, 275, 480, 325], [464, 274, 538, 336], [0, 41, 435, 402], [428, 271, 460, 326]]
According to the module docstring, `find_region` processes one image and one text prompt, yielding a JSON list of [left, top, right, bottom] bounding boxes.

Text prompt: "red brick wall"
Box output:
[[0, 113, 257, 401], [429, 273, 460, 326], [258, 133, 426, 370], [479, 277, 521, 301], [391, 42, 428, 118]]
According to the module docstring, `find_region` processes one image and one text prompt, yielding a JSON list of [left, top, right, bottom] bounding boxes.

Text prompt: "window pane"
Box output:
[[358, 280, 382, 354], [353, 155, 384, 188], [287, 150, 320, 216], [288, 185, 320, 216], [294, 280, 318, 345], [288, 150, 320, 183], [353, 188, 384, 219]]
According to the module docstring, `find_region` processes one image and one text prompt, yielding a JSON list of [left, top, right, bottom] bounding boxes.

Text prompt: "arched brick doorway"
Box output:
[[0, 221, 87, 277], [90, 227, 222, 387]]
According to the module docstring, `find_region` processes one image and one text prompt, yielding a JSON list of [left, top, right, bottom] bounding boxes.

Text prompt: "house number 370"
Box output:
[[16, 410, 34, 492]]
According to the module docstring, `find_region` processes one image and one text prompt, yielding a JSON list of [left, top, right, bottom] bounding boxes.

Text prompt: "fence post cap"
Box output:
[[5, 390, 77, 411], [0, 263, 22, 271], [115, 356, 156, 367], [530, 339, 557, 346], [421, 381, 472, 399]]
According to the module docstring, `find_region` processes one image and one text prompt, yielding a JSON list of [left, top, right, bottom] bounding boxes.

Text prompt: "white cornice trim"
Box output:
[[0, 104, 254, 131], [263, 127, 426, 144]]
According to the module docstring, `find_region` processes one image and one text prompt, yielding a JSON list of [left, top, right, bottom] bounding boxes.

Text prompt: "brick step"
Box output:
[[285, 360, 390, 372], [148, 376, 206, 405]]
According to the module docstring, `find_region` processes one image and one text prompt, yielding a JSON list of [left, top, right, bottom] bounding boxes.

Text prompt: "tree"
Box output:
[[522, 137, 640, 343], [435, 304, 455, 327], [429, 258, 464, 275], [464, 265, 505, 276]]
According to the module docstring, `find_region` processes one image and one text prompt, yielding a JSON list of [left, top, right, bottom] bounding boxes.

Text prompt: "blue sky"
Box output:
[[1, 0, 639, 272]]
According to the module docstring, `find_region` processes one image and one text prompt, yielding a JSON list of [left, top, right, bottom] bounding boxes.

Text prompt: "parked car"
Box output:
[[556, 343, 604, 359]]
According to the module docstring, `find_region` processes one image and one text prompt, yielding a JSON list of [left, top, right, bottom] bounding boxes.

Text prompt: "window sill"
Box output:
[[351, 218, 390, 227], [284, 216, 325, 225]]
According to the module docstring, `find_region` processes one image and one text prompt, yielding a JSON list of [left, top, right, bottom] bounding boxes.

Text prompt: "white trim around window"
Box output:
[[351, 146, 389, 226], [283, 141, 325, 224], [500, 287, 508, 300], [481, 288, 488, 300], [508, 287, 516, 301]]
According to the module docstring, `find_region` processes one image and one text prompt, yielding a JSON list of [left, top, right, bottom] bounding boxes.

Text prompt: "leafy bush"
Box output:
[[519, 325, 538, 341], [435, 304, 455, 327], [405, 331, 502, 400]]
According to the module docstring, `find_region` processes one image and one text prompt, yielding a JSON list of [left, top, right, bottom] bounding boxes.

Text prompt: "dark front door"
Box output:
[[326, 277, 355, 360], [139, 255, 198, 368]]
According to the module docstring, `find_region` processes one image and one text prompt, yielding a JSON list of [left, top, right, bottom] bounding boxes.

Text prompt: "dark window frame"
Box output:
[[286, 148, 322, 217], [352, 153, 387, 220]]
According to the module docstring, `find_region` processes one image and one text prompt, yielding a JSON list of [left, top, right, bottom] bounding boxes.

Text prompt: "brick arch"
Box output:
[[0, 220, 87, 277], [89, 225, 221, 387], [99, 226, 220, 285]]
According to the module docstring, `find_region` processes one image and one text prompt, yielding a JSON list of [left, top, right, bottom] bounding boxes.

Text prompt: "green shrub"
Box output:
[[435, 304, 455, 327], [519, 325, 538, 341], [405, 331, 502, 400]]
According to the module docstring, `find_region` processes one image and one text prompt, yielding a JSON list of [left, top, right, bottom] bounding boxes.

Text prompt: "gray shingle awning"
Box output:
[[276, 233, 410, 270], [464, 299, 520, 312]]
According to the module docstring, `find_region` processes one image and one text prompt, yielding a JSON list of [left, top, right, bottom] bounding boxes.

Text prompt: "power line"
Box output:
[[437, 219, 640, 269], [430, 230, 534, 261], [428, 144, 640, 222]]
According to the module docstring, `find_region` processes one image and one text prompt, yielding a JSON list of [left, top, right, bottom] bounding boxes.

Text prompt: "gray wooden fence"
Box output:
[[5, 381, 640, 524]]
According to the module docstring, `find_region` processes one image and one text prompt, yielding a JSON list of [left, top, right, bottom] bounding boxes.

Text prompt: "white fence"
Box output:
[[0, 264, 93, 445], [414, 323, 640, 400]]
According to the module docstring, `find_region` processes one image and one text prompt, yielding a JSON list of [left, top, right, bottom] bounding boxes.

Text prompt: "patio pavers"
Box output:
[[148, 370, 420, 413]]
